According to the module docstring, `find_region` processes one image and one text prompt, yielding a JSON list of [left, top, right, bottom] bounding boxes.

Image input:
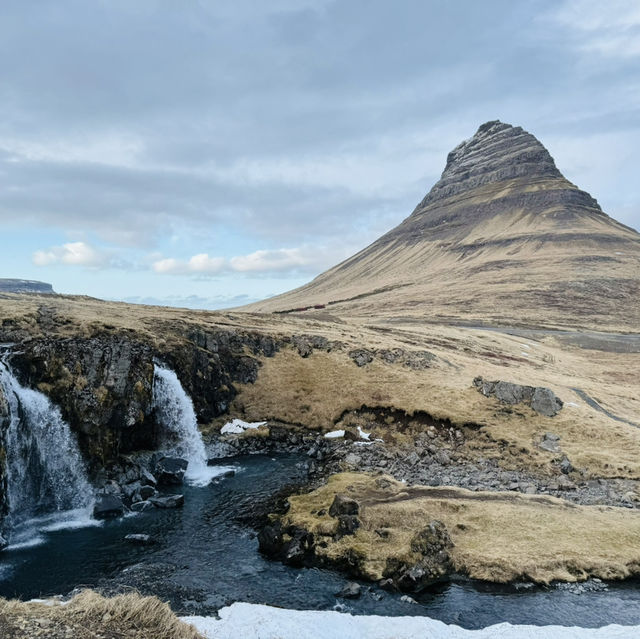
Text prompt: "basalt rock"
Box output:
[[93, 494, 125, 519], [384, 520, 454, 592], [149, 494, 184, 509], [154, 457, 188, 485], [474, 377, 563, 416]]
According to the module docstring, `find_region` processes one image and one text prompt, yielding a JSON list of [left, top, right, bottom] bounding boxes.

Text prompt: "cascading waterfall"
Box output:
[[152, 365, 233, 487], [0, 360, 95, 548]]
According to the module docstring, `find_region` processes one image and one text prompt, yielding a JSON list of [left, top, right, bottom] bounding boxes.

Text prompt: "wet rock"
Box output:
[[93, 494, 125, 519], [258, 522, 283, 557], [400, 594, 418, 604], [124, 533, 155, 545], [0, 533, 7, 551], [336, 582, 362, 599], [140, 468, 157, 487], [138, 485, 157, 500], [122, 481, 142, 500], [154, 457, 188, 485], [130, 500, 154, 513], [150, 494, 184, 508], [329, 495, 360, 517]]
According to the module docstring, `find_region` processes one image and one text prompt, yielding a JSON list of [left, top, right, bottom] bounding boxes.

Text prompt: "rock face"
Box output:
[[384, 520, 454, 592], [0, 279, 54, 294], [154, 457, 188, 485], [245, 121, 640, 332], [473, 377, 563, 417]]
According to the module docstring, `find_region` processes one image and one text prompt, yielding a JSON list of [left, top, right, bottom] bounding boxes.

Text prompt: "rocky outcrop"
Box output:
[[384, 520, 453, 591], [0, 279, 54, 294], [473, 377, 563, 417]]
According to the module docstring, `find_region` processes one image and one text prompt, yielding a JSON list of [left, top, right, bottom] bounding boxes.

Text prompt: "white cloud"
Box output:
[[229, 248, 312, 273], [32, 241, 110, 268], [152, 253, 226, 275], [548, 1, 640, 58]]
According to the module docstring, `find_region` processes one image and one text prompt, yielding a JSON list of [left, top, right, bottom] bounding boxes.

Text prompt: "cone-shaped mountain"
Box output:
[[245, 121, 640, 331]]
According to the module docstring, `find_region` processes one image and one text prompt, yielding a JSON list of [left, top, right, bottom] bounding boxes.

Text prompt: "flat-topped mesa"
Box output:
[[415, 120, 600, 213]]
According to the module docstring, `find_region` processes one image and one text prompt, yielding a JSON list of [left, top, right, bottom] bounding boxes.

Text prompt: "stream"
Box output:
[[1, 454, 640, 629]]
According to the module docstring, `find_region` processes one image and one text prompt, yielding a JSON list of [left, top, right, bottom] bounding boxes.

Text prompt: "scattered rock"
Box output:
[[149, 494, 184, 508], [140, 468, 157, 487], [348, 349, 374, 367], [154, 457, 188, 485], [559, 456, 573, 475], [335, 582, 362, 599], [93, 494, 125, 519]]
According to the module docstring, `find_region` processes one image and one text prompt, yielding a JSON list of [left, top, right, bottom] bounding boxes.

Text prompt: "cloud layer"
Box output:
[[2, 0, 640, 307]]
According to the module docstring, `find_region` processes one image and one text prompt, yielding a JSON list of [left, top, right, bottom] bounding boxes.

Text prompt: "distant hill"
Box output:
[[243, 121, 640, 331], [0, 279, 54, 294]]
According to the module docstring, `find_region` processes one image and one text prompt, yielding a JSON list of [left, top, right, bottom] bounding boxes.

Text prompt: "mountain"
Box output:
[[0, 279, 54, 294], [245, 121, 640, 331]]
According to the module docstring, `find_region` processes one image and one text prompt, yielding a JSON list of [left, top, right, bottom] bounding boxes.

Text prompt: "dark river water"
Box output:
[[1, 454, 640, 629]]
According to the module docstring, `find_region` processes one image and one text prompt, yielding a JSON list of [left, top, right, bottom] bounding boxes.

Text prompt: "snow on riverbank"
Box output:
[[183, 603, 639, 639], [221, 419, 267, 434]]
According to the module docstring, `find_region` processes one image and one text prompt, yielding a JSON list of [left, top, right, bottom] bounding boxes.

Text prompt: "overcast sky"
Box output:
[[1, 0, 639, 308]]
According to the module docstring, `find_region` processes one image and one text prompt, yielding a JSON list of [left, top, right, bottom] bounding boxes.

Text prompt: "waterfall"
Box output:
[[152, 365, 233, 487], [0, 361, 95, 548]]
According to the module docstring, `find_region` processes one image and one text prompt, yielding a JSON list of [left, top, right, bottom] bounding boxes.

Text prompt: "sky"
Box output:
[[1, 0, 639, 309]]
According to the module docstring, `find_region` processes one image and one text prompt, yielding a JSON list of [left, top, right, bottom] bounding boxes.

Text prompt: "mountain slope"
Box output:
[[245, 121, 640, 331]]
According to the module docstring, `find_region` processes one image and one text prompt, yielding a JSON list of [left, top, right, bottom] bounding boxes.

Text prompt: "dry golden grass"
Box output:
[[282, 472, 640, 584], [2, 292, 639, 480], [0, 590, 203, 639], [242, 177, 640, 333]]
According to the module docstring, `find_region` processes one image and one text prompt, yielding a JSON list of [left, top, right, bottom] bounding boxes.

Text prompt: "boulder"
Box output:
[[131, 500, 154, 513], [150, 494, 184, 509], [348, 349, 374, 367], [140, 468, 157, 487], [531, 387, 564, 417], [258, 522, 283, 557], [0, 533, 8, 551], [138, 485, 157, 500], [124, 533, 155, 545], [473, 377, 563, 416], [335, 582, 362, 599], [385, 520, 453, 592], [337, 515, 360, 536], [93, 494, 125, 519], [329, 495, 360, 517], [154, 457, 188, 485]]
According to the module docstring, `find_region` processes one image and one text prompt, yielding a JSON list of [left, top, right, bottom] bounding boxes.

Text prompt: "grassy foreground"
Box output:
[[280, 472, 640, 584], [0, 590, 203, 639]]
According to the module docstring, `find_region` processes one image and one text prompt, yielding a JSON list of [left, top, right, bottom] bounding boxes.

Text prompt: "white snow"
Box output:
[[182, 603, 640, 639], [324, 429, 345, 439], [565, 402, 579, 407], [221, 418, 267, 435], [357, 426, 370, 440]]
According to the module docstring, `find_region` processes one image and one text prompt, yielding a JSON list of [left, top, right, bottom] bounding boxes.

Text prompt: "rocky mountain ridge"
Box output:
[[244, 121, 640, 332]]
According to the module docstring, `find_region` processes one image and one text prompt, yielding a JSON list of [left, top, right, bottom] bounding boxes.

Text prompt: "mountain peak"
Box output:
[[420, 120, 563, 207]]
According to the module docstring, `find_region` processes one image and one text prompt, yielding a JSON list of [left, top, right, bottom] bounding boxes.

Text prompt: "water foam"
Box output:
[[153, 365, 235, 486]]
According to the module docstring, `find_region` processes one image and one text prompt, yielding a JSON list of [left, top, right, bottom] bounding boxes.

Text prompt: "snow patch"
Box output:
[[324, 430, 345, 439], [182, 603, 640, 639], [357, 426, 370, 440], [221, 419, 267, 435]]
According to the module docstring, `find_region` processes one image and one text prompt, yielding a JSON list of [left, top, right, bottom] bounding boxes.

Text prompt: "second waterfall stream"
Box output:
[[152, 365, 234, 487]]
